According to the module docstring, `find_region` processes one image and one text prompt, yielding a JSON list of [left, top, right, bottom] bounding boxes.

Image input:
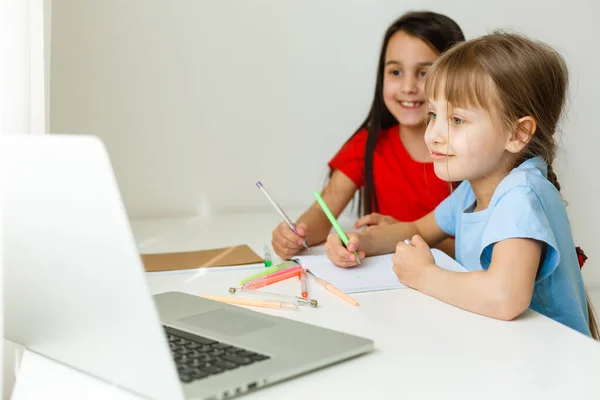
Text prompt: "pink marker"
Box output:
[[260, 265, 302, 280], [242, 266, 302, 290]]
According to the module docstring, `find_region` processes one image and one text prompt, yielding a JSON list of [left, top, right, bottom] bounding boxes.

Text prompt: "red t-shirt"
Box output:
[[328, 125, 451, 222]]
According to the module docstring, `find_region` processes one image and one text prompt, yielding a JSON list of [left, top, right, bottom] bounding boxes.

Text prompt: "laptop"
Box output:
[[1, 133, 373, 400]]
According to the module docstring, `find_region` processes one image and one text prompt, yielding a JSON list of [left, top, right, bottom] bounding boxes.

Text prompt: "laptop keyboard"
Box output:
[[164, 326, 270, 384]]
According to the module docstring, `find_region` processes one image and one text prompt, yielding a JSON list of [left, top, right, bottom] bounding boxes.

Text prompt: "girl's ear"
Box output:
[[506, 116, 536, 153]]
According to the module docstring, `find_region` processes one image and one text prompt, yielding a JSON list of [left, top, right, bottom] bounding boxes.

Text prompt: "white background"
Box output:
[[48, 0, 600, 286]]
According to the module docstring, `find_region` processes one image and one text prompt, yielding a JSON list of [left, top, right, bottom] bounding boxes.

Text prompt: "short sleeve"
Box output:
[[434, 181, 472, 236], [481, 185, 559, 281], [328, 129, 368, 187]]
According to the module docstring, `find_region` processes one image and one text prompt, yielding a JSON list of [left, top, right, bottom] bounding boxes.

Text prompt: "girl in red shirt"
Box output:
[[272, 11, 465, 259]]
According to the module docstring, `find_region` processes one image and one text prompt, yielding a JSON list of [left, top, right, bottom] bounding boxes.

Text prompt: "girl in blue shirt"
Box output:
[[324, 32, 598, 338]]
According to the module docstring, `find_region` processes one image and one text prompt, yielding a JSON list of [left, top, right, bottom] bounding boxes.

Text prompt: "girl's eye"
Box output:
[[389, 69, 402, 76], [452, 117, 465, 125], [428, 112, 436, 121], [418, 70, 427, 78]]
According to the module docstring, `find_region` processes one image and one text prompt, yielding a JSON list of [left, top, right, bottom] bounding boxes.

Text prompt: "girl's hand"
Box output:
[[354, 213, 398, 232], [392, 235, 436, 290], [324, 231, 365, 268], [271, 222, 308, 259]]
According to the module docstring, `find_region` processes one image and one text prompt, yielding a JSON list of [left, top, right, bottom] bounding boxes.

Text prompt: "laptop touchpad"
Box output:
[[178, 309, 275, 336]]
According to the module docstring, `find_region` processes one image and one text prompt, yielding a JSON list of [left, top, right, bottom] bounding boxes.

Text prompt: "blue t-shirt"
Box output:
[[434, 157, 590, 336]]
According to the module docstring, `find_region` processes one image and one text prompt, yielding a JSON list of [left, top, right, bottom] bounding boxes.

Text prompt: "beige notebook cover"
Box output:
[[141, 245, 263, 272]]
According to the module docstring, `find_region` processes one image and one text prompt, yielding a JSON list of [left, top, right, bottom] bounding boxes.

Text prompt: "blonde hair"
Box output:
[[425, 32, 598, 339], [424, 31, 565, 190]]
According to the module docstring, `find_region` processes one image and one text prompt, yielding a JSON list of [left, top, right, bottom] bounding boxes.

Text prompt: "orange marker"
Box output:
[[263, 265, 302, 280], [242, 267, 301, 290], [306, 269, 359, 306], [299, 268, 308, 298]]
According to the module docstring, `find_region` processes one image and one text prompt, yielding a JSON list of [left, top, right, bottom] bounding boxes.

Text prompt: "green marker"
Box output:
[[313, 191, 361, 264], [238, 261, 297, 285], [263, 245, 272, 267]]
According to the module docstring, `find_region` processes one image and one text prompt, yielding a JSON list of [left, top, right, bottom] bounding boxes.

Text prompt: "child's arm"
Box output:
[[434, 238, 456, 259], [354, 213, 456, 259], [325, 211, 449, 267], [271, 169, 356, 258], [394, 237, 541, 320], [353, 213, 399, 231]]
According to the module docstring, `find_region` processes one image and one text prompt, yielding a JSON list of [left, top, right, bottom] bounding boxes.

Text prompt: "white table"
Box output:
[[136, 211, 600, 399], [6, 211, 600, 400]]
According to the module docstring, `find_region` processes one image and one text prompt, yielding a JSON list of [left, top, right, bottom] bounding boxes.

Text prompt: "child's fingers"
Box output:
[[271, 241, 290, 259], [272, 238, 300, 259], [326, 248, 357, 267], [336, 259, 359, 268], [346, 234, 361, 252], [335, 244, 360, 266], [354, 213, 382, 229], [276, 222, 304, 247], [336, 249, 364, 268], [325, 233, 361, 267], [396, 239, 411, 253], [273, 233, 300, 251], [411, 234, 428, 248], [325, 233, 348, 265], [271, 230, 302, 259], [296, 222, 308, 237], [327, 241, 349, 259]]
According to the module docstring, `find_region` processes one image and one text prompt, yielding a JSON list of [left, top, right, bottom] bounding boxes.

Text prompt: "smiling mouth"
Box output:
[[398, 101, 424, 109]]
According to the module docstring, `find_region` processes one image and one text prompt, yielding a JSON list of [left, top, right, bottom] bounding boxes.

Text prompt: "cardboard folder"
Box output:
[[141, 244, 264, 272]]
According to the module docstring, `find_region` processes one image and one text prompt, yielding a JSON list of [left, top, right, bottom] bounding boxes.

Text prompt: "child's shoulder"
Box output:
[[493, 157, 558, 205]]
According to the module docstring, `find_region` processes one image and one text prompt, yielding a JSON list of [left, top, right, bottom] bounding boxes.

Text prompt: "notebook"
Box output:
[[293, 248, 468, 294], [141, 244, 264, 273]]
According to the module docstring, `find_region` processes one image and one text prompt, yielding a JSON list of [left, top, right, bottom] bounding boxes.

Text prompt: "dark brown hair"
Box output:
[[342, 11, 465, 216]]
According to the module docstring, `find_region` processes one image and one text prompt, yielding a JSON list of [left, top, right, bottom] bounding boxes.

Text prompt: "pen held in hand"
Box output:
[[256, 181, 309, 251], [313, 191, 360, 264]]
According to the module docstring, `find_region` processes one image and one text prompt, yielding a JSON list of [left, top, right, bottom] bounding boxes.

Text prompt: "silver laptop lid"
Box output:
[[1, 133, 184, 400]]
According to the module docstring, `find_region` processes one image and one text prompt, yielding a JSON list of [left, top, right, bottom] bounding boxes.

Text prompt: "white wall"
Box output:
[[1, 0, 50, 396], [49, 0, 600, 286], [1, 0, 48, 135]]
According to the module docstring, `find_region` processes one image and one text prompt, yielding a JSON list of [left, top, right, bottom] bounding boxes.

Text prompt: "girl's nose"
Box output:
[[425, 118, 447, 146], [400, 75, 418, 94]]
